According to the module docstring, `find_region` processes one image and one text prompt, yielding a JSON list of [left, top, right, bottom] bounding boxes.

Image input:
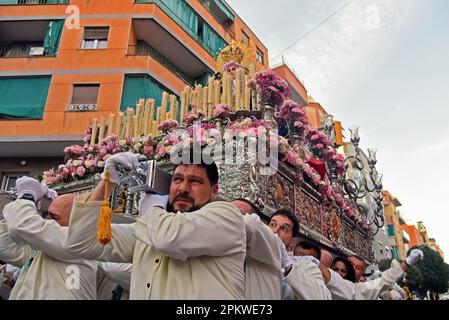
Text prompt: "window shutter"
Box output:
[[84, 27, 109, 40], [71, 84, 100, 104]]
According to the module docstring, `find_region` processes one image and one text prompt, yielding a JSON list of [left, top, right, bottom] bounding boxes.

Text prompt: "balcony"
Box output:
[[199, 0, 235, 25], [134, 0, 227, 58], [0, 0, 69, 5], [0, 20, 63, 58], [128, 41, 194, 86], [130, 19, 214, 86]]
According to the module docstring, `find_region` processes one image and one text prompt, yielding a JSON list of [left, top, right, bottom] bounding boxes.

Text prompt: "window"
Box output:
[[256, 49, 264, 64], [387, 224, 395, 237], [71, 84, 100, 105], [1, 173, 28, 192], [241, 30, 250, 44], [82, 27, 109, 49], [0, 76, 51, 119]]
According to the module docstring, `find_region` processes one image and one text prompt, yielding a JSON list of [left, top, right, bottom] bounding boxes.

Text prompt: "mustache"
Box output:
[[173, 193, 194, 204]]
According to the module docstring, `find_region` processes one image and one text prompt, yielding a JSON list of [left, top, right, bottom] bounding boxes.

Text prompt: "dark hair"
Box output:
[[173, 148, 219, 186], [294, 240, 322, 260], [332, 256, 356, 283], [232, 198, 269, 223], [348, 255, 366, 268], [271, 208, 300, 237]]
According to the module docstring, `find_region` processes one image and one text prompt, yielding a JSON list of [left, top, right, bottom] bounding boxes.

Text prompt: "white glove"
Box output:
[[45, 188, 58, 200], [138, 193, 169, 214], [275, 234, 292, 270], [291, 255, 320, 267], [102, 152, 140, 185], [15, 177, 48, 202], [406, 249, 424, 266]]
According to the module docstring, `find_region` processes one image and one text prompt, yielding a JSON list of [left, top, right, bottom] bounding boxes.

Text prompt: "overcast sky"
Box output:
[[227, 0, 449, 262]]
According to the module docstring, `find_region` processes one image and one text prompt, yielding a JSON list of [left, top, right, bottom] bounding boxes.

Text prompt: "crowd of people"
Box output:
[[0, 151, 424, 300]]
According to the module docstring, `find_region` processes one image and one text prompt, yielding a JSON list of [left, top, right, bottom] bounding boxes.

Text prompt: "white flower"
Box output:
[[73, 160, 81, 167], [119, 140, 127, 147], [97, 161, 105, 168], [85, 160, 94, 169], [242, 118, 252, 126]]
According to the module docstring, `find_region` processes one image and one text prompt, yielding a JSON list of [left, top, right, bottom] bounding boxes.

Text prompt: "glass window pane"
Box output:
[[71, 84, 100, 104]]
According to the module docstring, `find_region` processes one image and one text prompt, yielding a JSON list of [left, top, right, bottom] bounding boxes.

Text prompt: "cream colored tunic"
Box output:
[[66, 197, 246, 300], [285, 259, 332, 300], [243, 214, 282, 300], [327, 259, 405, 300], [97, 263, 132, 300], [1, 200, 97, 300]]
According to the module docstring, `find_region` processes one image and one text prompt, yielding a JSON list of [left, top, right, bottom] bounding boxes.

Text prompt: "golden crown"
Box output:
[[217, 41, 252, 72]]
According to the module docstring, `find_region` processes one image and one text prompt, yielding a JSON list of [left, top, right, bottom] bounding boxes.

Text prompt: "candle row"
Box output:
[[89, 93, 181, 145], [88, 65, 261, 144]]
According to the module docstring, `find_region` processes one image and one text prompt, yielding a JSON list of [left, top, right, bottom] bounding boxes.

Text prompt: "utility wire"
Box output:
[[270, 0, 356, 63]]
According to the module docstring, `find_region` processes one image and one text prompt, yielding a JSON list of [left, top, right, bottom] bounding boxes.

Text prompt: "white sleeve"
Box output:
[[134, 201, 245, 261], [326, 269, 356, 300], [65, 195, 136, 263], [0, 220, 32, 268], [98, 262, 132, 290], [285, 260, 332, 300], [244, 214, 281, 268], [391, 283, 407, 300], [354, 260, 405, 300], [3, 200, 77, 262]]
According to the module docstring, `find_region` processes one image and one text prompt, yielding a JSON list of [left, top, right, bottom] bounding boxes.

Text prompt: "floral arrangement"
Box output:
[[158, 119, 179, 133], [278, 99, 310, 139], [42, 122, 156, 186], [324, 149, 346, 177], [247, 69, 290, 108], [212, 104, 232, 118], [183, 109, 206, 125], [305, 128, 334, 158]]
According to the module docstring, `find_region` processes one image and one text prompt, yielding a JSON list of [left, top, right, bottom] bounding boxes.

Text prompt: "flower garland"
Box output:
[[212, 104, 232, 118], [278, 99, 310, 139], [247, 69, 291, 108]]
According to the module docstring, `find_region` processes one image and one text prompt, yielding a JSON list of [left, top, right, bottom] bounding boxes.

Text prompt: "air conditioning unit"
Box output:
[[29, 47, 45, 56]]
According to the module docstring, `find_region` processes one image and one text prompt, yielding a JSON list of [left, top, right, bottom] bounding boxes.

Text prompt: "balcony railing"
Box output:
[[0, 46, 56, 58], [0, 0, 69, 5], [135, 0, 227, 58], [127, 43, 194, 86]]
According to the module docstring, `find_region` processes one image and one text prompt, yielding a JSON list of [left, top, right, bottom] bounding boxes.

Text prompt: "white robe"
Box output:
[[284, 259, 332, 300], [0, 200, 98, 300], [326, 259, 405, 300], [65, 196, 246, 300], [97, 262, 132, 300], [243, 214, 282, 300]]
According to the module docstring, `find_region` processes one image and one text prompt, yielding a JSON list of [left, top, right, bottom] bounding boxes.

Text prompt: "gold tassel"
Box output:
[[97, 170, 112, 245]]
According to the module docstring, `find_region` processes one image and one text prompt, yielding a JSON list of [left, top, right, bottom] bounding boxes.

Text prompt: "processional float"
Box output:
[[36, 42, 374, 262]]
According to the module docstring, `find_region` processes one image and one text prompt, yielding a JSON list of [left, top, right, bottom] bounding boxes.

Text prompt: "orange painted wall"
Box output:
[[273, 65, 308, 103], [401, 225, 424, 248], [0, 0, 267, 138], [383, 190, 406, 260]]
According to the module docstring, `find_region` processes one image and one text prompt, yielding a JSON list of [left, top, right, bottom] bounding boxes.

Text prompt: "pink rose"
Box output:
[[76, 166, 86, 177], [144, 145, 154, 156], [158, 146, 167, 157]]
